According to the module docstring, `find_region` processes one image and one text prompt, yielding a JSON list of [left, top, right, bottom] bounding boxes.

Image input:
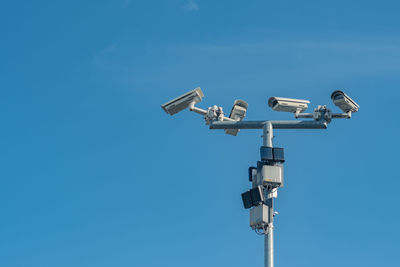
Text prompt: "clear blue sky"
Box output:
[[1, 0, 400, 266]]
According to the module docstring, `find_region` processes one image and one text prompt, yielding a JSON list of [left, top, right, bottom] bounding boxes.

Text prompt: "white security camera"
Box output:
[[225, 99, 248, 136], [268, 97, 310, 113], [161, 88, 204, 115], [331, 90, 359, 113]]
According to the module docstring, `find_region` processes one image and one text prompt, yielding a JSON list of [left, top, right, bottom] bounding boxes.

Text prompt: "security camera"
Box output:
[[161, 87, 204, 115], [225, 99, 248, 136], [268, 97, 310, 113], [331, 90, 359, 113]]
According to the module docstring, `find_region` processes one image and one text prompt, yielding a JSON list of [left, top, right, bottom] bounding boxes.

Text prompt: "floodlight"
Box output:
[[331, 90, 360, 113], [161, 87, 204, 115], [250, 186, 265, 206], [248, 167, 257, 182], [241, 186, 265, 209], [260, 147, 285, 163], [225, 99, 248, 136], [242, 191, 253, 209], [268, 97, 310, 113]]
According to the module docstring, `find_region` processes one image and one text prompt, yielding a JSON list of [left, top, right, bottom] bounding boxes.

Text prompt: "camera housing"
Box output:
[[268, 97, 310, 113], [161, 87, 204, 115], [225, 99, 248, 136], [331, 90, 359, 113]]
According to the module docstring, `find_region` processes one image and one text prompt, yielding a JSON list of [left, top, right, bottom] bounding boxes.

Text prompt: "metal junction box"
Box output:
[[256, 164, 284, 187], [250, 204, 270, 229]]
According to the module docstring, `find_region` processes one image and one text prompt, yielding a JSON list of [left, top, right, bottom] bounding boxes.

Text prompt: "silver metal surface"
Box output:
[[161, 88, 203, 115], [225, 100, 248, 136], [250, 204, 270, 229], [331, 90, 360, 113], [265, 223, 274, 267], [189, 105, 207, 115], [268, 97, 310, 113], [210, 120, 328, 130], [264, 124, 274, 267], [259, 165, 283, 187], [295, 113, 314, 119], [263, 122, 273, 147], [332, 112, 351, 118]]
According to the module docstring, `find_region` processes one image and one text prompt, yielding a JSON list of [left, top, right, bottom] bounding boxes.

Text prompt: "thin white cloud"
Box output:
[[100, 43, 118, 55], [184, 0, 199, 11], [93, 43, 119, 70]]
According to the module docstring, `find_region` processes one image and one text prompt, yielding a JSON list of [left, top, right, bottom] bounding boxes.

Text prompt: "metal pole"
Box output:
[[263, 122, 274, 267], [263, 122, 273, 147], [210, 120, 327, 130], [210, 119, 328, 267], [265, 213, 274, 267]]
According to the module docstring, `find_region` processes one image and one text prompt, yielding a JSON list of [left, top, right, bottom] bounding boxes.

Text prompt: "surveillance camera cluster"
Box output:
[[161, 87, 249, 136], [162, 87, 359, 230], [162, 86, 360, 260], [162, 88, 360, 133], [267, 90, 360, 121]]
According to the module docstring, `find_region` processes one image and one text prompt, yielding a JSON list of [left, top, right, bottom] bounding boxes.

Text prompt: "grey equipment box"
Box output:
[[256, 165, 284, 187], [250, 204, 270, 230]]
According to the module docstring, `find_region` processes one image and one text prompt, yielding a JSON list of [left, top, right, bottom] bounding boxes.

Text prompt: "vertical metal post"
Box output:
[[263, 122, 273, 147], [263, 122, 274, 267], [265, 207, 274, 267]]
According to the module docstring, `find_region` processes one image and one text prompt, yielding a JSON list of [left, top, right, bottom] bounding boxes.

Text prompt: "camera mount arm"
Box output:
[[209, 120, 328, 130], [295, 105, 352, 121], [188, 101, 238, 123]]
